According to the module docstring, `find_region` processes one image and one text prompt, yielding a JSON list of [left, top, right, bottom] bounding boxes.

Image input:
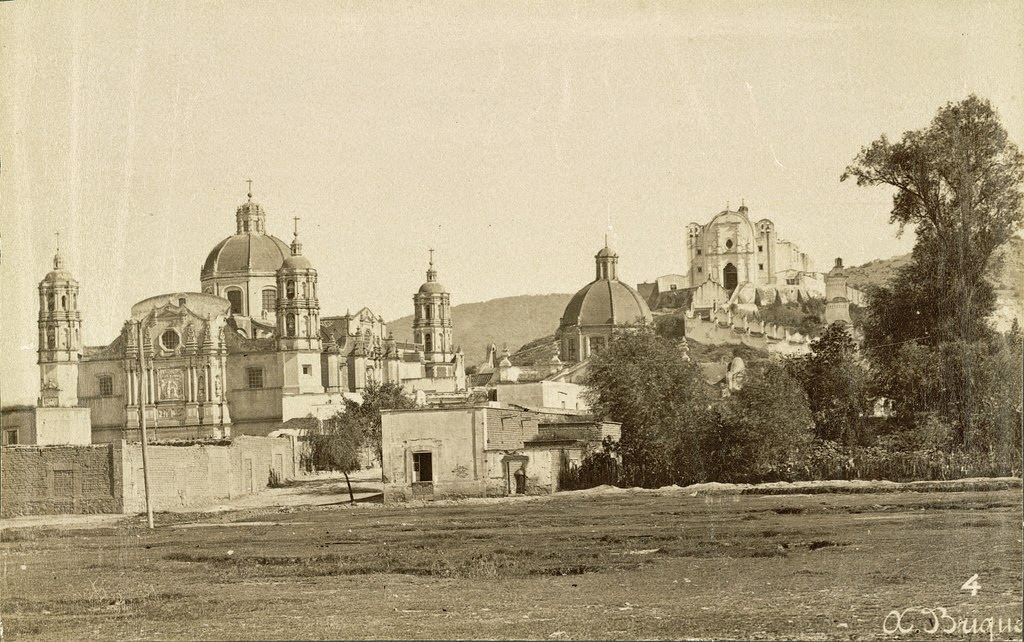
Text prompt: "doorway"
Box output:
[[412, 451, 433, 483], [723, 263, 738, 292]]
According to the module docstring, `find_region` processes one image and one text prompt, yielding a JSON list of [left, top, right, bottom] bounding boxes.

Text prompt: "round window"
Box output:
[[161, 329, 180, 350], [726, 239, 734, 249]]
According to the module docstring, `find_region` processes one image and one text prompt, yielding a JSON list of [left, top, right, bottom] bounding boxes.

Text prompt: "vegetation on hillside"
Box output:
[[389, 293, 572, 366]]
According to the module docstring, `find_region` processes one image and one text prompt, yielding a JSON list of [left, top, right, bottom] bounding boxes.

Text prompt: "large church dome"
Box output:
[[560, 278, 653, 328], [557, 243, 652, 363], [201, 199, 290, 278]]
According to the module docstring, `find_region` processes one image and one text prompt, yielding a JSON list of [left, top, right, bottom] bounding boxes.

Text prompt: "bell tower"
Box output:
[[275, 219, 323, 394], [37, 241, 83, 407], [413, 250, 454, 377]]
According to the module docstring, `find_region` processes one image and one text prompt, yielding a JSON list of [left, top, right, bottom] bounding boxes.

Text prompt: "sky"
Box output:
[[1, 1, 1022, 405]]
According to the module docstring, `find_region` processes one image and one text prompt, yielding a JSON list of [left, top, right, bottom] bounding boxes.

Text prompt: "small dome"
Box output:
[[596, 245, 617, 258], [202, 233, 291, 276], [281, 253, 312, 270], [418, 280, 447, 294], [41, 252, 77, 284], [560, 280, 653, 329]]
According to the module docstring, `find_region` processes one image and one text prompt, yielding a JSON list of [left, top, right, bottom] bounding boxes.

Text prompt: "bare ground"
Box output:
[[0, 483, 1021, 641]]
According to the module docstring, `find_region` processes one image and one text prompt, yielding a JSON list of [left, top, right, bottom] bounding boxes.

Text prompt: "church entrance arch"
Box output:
[[723, 263, 738, 292]]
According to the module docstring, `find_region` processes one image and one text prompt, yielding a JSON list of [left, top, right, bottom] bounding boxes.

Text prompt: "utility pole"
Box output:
[[136, 321, 155, 529]]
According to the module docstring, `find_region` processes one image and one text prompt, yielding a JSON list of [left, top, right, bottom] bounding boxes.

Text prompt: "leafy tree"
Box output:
[[843, 96, 1023, 451], [584, 329, 710, 487], [787, 322, 871, 444], [307, 413, 365, 503], [842, 95, 1023, 346], [348, 382, 417, 469], [703, 361, 814, 483]]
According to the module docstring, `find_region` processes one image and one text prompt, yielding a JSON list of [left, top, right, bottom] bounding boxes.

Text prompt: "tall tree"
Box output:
[[842, 95, 1024, 345], [843, 96, 1023, 449], [585, 330, 710, 488]]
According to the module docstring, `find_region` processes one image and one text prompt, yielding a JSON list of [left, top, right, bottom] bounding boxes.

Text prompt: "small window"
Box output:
[[226, 289, 243, 315], [98, 375, 114, 397], [161, 329, 180, 350], [758, 245, 763, 252], [696, 249, 702, 256], [286, 280, 295, 300], [61, 295, 67, 310], [670, 284, 678, 291], [726, 239, 733, 249], [262, 289, 276, 313], [246, 367, 264, 389], [759, 263, 764, 271], [3, 429, 18, 445], [412, 452, 433, 483], [697, 267, 703, 274], [425, 305, 432, 320], [302, 365, 311, 375], [178, 297, 187, 306]]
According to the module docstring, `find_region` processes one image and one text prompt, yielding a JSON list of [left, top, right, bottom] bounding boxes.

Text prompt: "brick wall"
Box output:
[[0, 444, 122, 517]]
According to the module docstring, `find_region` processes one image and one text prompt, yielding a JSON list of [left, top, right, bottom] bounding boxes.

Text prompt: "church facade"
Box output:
[[683, 204, 815, 292], [36, 191, 465, 443]]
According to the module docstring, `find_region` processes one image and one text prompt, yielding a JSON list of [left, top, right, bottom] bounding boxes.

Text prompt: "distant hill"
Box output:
[[389, 293, 573, 367], [843, 235, 1022, 295], [843, 254, 914, 291], [842, 237, 1023, 332]]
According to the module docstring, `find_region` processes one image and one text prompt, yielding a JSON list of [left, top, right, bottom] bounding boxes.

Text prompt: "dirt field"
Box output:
[[1, 486, 1021, 641]]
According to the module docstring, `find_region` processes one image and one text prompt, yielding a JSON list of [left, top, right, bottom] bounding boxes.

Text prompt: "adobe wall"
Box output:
[[120, 436, 296, 514], [382, 408, 487, 501], [0, 444, 122, 517]]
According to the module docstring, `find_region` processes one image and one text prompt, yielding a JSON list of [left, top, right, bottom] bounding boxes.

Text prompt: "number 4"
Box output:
[[961, 574, 981, 596]]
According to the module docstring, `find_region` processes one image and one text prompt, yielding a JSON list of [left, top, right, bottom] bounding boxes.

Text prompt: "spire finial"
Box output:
[[246, 179, 253, 200], [426, 248, 437, 282], [290, 216, 302, 256], [53, 232, 63, 270], [604, 233, 608, 248]]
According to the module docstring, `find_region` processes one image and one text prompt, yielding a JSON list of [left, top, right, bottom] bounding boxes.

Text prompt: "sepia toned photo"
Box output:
[[1, 2, 1021, 640]]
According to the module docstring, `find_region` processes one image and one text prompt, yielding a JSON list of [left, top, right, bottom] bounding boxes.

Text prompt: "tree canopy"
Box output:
[[842, 95, 1023, 345], [584, 330, 709, 487]]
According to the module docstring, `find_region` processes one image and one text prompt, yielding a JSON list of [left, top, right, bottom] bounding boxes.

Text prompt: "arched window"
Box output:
[[286, 280, 295, 300], [286, 314, 296, 337], [61, 295, 67, 310], [47, 293, 55, 312], [424, 334, 433, 352], [303, 281, 309, 299], [262, 289, 276, 314], [46, 327, 55, 350], [425, 304, 432, 320], [225, 289, 243, 315]]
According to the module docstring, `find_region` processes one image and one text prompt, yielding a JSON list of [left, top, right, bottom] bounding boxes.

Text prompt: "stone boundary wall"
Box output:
[[1, 436, 297, 517], [0, 444, 122, 517]]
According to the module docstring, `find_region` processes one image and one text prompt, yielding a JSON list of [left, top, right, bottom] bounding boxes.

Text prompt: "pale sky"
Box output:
[[2, 1, 1022, 405]]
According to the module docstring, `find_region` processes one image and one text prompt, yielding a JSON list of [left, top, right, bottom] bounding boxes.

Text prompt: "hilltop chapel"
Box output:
[[25, 190, 466, 444]]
